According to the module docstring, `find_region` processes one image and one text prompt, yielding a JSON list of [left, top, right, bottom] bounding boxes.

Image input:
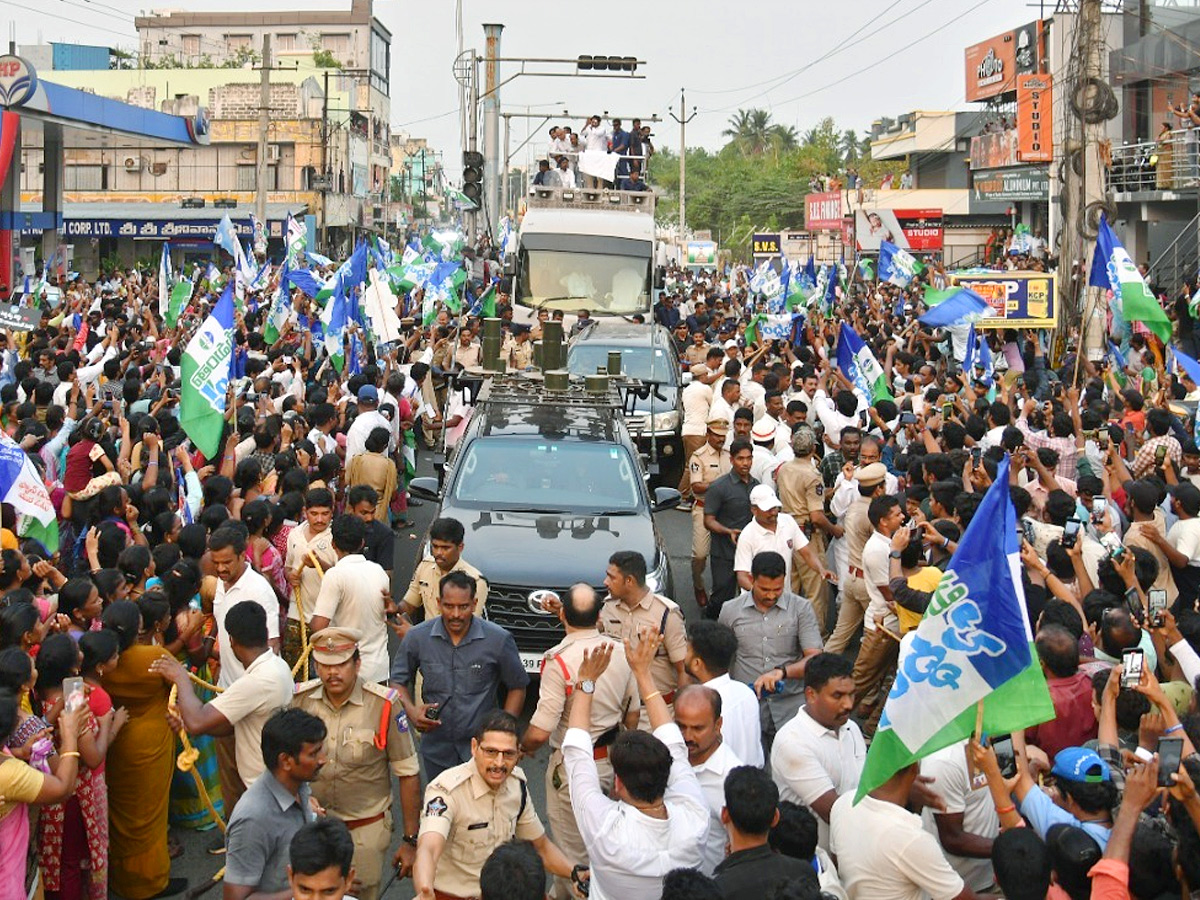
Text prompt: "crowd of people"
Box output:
[[530, 116, 654, 192], [0, 234, 1198, 900]]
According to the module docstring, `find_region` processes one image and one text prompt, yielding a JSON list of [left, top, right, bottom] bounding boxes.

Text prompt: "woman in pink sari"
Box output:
[[0, 690, 84, 897]]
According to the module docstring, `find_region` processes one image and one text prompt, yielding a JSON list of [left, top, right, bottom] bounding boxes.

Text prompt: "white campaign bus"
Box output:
[[510, 186, 655, 323]]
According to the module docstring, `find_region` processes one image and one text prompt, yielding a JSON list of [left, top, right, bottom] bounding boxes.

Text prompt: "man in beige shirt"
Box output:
[[151, 600, 293, 796], [521, 584, 639, 899], [293, 627, 422, 900], [413, 712, 577, 900], [309, 515, 392, 684], [598, 550, 687, 711], [285, 487, 339, 670], [775, 424, 838, 638], [345, 427, 397, 524], [824, 463, 887, 655], [401, 516, 488, 622]]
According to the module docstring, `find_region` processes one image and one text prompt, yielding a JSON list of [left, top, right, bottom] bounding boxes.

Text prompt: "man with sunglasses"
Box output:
[[413, 711, 578, 900]]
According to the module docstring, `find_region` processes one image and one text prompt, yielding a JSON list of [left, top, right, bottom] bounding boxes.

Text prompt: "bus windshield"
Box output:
[[516, 248, 650, 315]]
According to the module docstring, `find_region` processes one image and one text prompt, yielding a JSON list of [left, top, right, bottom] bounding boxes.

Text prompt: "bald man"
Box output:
[[675, 685, 743, 875]]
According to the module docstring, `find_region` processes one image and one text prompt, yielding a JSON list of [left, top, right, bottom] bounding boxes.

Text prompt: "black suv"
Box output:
[[567, 321, 683, 484], [409, 375, 681, 674]]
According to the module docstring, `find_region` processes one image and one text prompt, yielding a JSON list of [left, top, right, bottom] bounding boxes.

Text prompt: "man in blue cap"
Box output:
[[1010, 746, 1117, 850], [346, 384, 392, 464]]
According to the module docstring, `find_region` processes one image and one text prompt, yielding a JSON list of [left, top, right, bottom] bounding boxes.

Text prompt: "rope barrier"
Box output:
[[289, 551, 328, 681], [167, 684, 226, 835]]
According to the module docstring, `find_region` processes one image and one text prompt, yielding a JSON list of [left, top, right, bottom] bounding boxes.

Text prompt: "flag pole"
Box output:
[[973, 699, 985, 740]]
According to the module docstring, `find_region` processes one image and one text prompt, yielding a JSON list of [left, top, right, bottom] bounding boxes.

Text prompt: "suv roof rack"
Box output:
[[475, 373, 629, 411]]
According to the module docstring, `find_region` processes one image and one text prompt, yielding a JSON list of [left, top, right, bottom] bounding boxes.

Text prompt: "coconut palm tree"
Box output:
[[723, 108, 776, 156]]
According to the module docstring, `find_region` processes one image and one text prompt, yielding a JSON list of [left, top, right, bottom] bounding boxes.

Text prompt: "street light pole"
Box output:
[[668, 88, 697, 240]]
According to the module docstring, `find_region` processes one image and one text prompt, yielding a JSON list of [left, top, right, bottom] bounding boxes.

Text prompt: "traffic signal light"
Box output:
[[577, 55, 637, 72], [462, 150, 484, 204]]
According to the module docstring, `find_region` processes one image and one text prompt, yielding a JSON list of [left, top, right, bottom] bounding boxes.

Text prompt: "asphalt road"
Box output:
[[166, 462, 701, 899]]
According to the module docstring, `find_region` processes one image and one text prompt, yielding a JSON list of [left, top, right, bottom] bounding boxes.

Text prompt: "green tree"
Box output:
[[722, 108, 776, 157]]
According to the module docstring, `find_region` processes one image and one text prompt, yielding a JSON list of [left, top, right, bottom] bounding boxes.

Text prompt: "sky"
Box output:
[[7, 0, 1041, 175]]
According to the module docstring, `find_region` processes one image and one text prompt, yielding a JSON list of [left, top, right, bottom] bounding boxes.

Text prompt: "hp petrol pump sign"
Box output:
[[0, 56, 37, 108]]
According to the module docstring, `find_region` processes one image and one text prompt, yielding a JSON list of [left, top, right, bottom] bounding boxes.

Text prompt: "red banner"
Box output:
[[855, 209, 943, 252], [804, 191, 843, 230], [1017, 73, 1053, 163]]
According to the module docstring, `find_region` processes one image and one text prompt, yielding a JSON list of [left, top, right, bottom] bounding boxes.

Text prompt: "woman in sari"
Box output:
[[100, 600, 185, 898], [160, 561, 224, 831], [0, 688, 83, 898]]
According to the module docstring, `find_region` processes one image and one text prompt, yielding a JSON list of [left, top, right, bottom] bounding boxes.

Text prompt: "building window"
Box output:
[[64, 165, 105, 191], [225, 34, 252, 50], [321, 33, 350, 58], [370, 29, 389, 95], [236, 166, 257, 191], [276, 33, 296, 52], [182, 34, 200, 56]]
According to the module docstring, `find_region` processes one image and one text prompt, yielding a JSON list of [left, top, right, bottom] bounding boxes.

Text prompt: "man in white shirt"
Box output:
[[674, 685, 743, 875], [345, 385, 393, 464], [708, 379, 740, 432], [770, 653, 864, 851], [580, 115, 610, 152], [920, 742, 999, 893], [735, 485, 834, 592], [830, 762, 975, 900], [285, 488, 338, 670], [562, 633, 708, 900], [854, 495, 905, 738], [683, 621, 763, 767], [307, 514, 392, 684], [814, 389, 867, 448], [207, 523, 285, 813], [151, 600, 293, 792]]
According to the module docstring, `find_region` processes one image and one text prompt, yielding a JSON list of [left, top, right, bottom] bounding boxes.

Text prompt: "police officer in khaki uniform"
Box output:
[[824, 462, 888, 654], [774, 424, 837, 638], [401, 516, 488, 623], [413, 711, 579, 900], [508, 323, 534, 370], [598, 551, 688, 719], [292, 627, 422, 900], [688, 419, 732, 608], [520, 584, 639, 899]]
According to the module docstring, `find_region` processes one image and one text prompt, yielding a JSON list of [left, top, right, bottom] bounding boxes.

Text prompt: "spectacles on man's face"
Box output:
[[477, 745, 520, 761]]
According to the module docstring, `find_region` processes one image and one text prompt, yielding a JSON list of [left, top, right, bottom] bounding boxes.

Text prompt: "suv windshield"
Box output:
[[450, 437, 642, 511], [568, 345, 677, 386], [517, 249, 650, 314]]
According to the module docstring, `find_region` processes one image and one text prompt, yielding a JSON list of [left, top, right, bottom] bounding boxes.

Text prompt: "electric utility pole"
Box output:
[[669, 89, 697, 239]]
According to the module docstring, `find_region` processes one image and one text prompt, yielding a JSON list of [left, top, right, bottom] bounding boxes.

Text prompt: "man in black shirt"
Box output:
[[714, 766, 816, 900], [346, 485, 394, 576], [703, 439, 758, 619]]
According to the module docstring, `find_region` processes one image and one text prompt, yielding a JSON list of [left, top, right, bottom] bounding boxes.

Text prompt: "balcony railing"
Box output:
[[1109, 130, 1199, 193]]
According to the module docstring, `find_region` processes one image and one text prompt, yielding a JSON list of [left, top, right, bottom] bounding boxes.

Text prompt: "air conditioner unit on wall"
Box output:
[[124, 157, 143, 173]]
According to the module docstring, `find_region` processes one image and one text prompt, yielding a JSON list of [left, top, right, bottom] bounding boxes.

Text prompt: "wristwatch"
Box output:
[[402, 833, 419, 847], [889, 549, 903, 559], [577, 679, 596, 695]]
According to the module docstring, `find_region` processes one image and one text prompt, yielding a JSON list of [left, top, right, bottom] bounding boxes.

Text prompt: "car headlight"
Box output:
[[650, 411, 681, 432], [645, 554, 669, 593]]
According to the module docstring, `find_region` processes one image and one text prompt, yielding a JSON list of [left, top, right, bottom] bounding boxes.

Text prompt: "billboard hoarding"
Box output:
[[805, 192, 843, 230], [970, 131, 1020, 170], [949, 272, 1057, 329], [686, 241, 717, 266], [964, 20, 1042, 102], [752, 233, 781, 257], [970, 166, 1050, 204], [855, 209, 943, 252], [1017, 73, 1053, 163]]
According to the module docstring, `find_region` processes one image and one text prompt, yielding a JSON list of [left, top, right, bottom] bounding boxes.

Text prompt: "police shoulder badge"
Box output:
[[424, 796, 448, 817]]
